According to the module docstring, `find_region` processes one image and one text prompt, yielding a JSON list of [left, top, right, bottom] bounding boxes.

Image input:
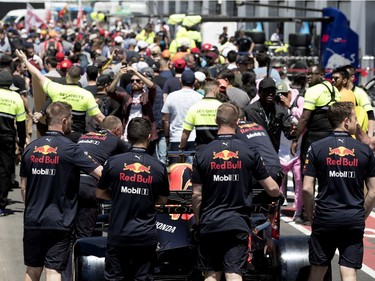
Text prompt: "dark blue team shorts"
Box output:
[[309, 223, 364, 269], [198, 230, 249, 274], [23, 229, 72, 271], [105, 244, 156, 281]]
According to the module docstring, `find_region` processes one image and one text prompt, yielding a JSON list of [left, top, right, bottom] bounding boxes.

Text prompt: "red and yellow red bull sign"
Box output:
[[123, 162, 151, 174], [326, 146, 358, 167], [213, 150, 239, 160], [33, 145, 58, 155], [328, 146, 355, 157]]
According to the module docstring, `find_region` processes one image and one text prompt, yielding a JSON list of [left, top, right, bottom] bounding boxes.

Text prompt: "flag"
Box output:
[[25, 3, 45, 31], [76, 0, 83, 28], [58, 4, 68, 19]]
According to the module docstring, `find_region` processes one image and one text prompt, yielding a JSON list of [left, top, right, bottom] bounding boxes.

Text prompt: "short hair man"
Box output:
[[16, 50, 105, 142], [192, 103, 281, 281], [253, 52, 281, 82], [76, 115, 128, 238], [162, 70, 202, 164], [217, 69, 250, 109], [107, 65, 158, 146], [303, 102, 375, 281], [291, 64, 341, 168], [344, 64, 374, 137], [331, 67, 356, 104], [96, 117, 169, 281], [20, 101, 102, 281], [245, 77, 293, 152], [0, 70, 26, 216], [179, 78, 222, 150]]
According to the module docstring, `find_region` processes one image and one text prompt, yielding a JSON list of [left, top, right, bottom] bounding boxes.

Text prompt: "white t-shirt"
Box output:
[[161, 88, 202, 142], [123, 93, 143, 140]]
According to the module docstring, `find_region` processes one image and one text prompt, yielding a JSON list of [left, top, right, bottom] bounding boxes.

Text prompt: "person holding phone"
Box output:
[[107, 65, 158, 151]]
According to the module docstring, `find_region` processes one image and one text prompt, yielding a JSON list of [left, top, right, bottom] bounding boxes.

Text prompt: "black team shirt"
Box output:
[[192, 134, 270, 234], [77, 130, 128, 199], [304, 131, 375, 226], [98, 147, 170, 247], [78, 130, 128, 165], [236, 121, 281, 167], [20, 131, 100, 230]]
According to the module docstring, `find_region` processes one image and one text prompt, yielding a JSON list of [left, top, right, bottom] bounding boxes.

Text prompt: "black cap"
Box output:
[[0, 70, 13, 87], [259, 77, 276, 89], [96, 74, 112, 87]]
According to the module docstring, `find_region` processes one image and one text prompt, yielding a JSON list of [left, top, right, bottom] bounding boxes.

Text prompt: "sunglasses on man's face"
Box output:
[[131, 79, 141, 83]]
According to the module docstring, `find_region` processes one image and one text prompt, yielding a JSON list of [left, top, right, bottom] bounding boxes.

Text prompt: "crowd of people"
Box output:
[[0, 18, 374, 281]]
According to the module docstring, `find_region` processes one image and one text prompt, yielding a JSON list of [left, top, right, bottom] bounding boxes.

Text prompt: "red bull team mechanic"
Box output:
[[303, 102, 375, 281], [76, 115, 128, 238], [192, 103, 281, 281], [15, 49, 105, 142], [96, 117, 169, 281], [236, 118, 284, 187], [20, 102, 102, 281]]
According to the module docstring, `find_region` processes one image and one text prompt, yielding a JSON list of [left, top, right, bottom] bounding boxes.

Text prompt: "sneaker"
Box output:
[[294, 215, 311, 226], [0, 209, 8, 216], [282, 199, 288, 206], [293, 211, 302, 220], [294, 216, 305, 224]]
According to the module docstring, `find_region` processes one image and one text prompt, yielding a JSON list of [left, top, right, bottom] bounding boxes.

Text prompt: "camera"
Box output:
[[274, 92, 288, 103], [274, 92, 283, 103]]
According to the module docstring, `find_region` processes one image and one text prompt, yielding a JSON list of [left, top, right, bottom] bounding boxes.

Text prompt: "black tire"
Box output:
[[248, 31, 266, 44], [277, 236, 310, 281], [253, 44, 268, 53], [277, 236, 332, 281], [289, 46, 310, 56], [289, 34, 311, 47], [74, 237, 106, 281], [287, 60, 308, 81]]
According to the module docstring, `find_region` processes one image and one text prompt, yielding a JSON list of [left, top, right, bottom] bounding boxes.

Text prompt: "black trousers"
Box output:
[[300, 130, 331, 173], [0, 137, 15, 209]]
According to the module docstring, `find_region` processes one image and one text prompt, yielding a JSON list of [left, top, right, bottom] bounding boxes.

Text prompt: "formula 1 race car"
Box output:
[[73, 160, 331, 281]]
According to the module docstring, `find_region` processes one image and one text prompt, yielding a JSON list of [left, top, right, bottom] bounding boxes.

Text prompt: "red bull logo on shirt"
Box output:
[[326, 146, 358, 166], [328, 146, 355, 157], [33, 145, 58, 155], [238, 123, 260, 134], [30, 145, 59, 164], [211, 150, 242, 170], [119, 162, 153, 184], [213, 150, 239, 160], [123, 163, 151, 173]]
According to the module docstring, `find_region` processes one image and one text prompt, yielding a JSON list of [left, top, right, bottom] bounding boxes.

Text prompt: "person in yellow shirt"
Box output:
[[135, 24, 155, 45], [291, 64, 341, 167], [169, 27, 196, 58], [331, 67, 368, 132], [345, 64, 374, 137]]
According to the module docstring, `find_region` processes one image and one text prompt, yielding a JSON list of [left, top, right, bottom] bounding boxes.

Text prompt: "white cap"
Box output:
[[135, 40, 148, 51], [132, 61, 149, 72], [194, 71, 206, 82], [89, 34, 98, 41], [114, 36, 124, 44]]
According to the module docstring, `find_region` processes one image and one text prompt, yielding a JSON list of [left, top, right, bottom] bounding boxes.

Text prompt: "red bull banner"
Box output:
[[321, 8, 359, 72]]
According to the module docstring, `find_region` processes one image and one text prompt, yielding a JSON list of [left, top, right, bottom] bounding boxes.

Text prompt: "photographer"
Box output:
[[244, 77, 294, 152]]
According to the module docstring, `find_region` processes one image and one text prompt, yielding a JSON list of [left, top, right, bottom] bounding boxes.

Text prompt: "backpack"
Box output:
[[97, 96, 110, 116], [46, 41, 57, 56]]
